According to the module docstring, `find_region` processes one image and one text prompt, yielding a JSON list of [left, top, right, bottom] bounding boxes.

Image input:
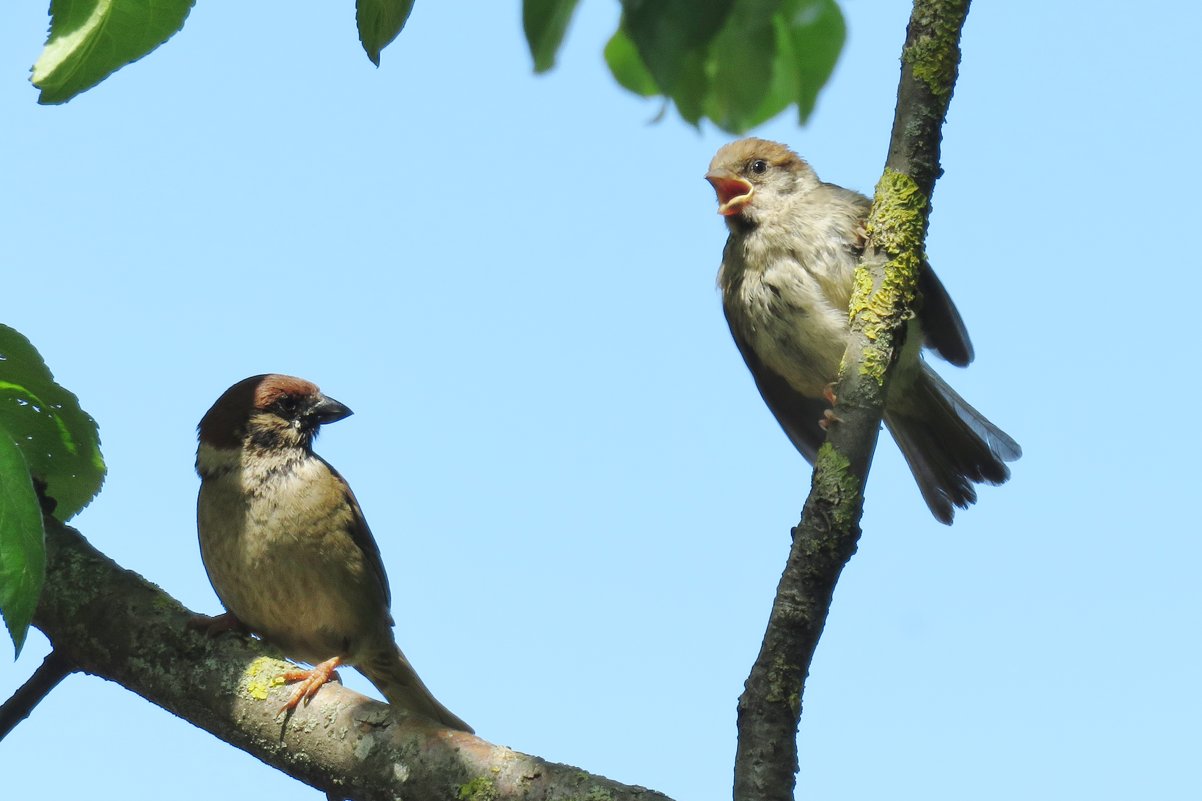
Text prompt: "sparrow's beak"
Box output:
[[705, 171, 754, 216], [311, 395, 353, 425]]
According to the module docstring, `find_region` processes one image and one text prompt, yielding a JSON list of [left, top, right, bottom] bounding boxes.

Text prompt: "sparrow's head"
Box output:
[[705, 138, 820, 224], [198, 374, 353, 452]]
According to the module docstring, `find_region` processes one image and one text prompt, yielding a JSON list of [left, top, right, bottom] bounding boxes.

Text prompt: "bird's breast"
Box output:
[[722, 243, 856, 398], [197, 450, 386, 665]]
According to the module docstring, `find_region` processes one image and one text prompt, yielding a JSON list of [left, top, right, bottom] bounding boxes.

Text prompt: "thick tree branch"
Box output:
[[732, 2, 972, 800], [32, 516, 672, 801]]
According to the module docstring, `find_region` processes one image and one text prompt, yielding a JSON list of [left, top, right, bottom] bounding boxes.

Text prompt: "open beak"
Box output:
[[705, 171, 754, 216]]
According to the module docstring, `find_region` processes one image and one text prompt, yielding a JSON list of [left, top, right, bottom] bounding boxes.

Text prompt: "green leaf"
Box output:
[[0, 429, 45, 657], [32, 0, 195, 105], [603, 28, 659, 97], [743, 13, 805, 128], [0, 326, 105, 521], [667, 48, 709, 127], [620, 0, 734, 93], [523, 0, 581, 74], [713, 5, 809, 133], [606, 0, 845, 133], [703, 0, 780, 133], [778, 0, 846, 123], [356, 0, 415, 67]]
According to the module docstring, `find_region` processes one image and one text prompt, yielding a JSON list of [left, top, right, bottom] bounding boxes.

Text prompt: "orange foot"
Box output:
[[818, 383, 842, 430], [280, 657, 343, 712]]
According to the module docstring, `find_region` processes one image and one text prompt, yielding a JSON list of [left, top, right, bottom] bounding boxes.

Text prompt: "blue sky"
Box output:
[[2, 1, 1200, 799]]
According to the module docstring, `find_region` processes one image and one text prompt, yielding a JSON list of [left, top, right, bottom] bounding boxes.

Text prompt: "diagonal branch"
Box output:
[[32, 516, 672, 801], [0, 649, 75, 740], [732, 2, 972, 800]]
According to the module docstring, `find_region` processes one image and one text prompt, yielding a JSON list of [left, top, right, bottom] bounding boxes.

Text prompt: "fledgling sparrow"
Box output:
[[195, 374, 472, 731], [706, 138, 1020, 524]]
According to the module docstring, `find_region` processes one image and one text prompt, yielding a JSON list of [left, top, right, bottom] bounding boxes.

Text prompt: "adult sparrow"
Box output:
[[706, 138, 1020, 524], [195, 374, 472, 731]]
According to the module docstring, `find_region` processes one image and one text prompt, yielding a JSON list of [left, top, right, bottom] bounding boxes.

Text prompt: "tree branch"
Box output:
[[731, 2, 972, 800], [0, 649, 75, 740], [32, 516, 672, 801]]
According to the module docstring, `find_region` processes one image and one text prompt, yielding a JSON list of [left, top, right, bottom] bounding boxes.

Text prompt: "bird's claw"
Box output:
[[279, 657, 343, 712], [818, 383, 842, 430]]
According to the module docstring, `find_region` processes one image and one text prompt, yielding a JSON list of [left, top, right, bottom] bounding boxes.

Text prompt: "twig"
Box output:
[[0, 649, 75, 740]]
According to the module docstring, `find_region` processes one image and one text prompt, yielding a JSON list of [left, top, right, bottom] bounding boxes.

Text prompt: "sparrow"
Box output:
[[195, 374, 472, 731], [706, 138, 1020, 524]]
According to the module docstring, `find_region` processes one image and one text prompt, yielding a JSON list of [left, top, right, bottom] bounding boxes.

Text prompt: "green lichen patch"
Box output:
[[149, 594, 188, 618], [241, 656, 287, 701], [866, 169, 926, 253], [763, 647, 805, 706], [561, 772, 617, 801], [849, 170, 927, 385], [579, 789, 616, 801], [901, 0, 968, 97], [457, 776, 499, 801], [812, 443, 862, 530]]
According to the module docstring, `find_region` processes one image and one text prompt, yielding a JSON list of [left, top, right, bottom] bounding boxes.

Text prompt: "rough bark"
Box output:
[[31, 516, 671, 801], [731, 2, 972, 800]]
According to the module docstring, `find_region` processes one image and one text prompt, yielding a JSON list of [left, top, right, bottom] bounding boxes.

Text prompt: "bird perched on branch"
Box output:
[[195, 373, 472, 731], [706, 138, 1020, 524]]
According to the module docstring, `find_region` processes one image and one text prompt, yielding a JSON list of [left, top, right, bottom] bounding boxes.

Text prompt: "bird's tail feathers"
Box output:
[[885, 365, 1021, 525], [361, 645, 473, 733]]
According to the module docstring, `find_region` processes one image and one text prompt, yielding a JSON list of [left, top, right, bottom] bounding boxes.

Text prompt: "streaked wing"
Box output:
[[320, 457, 392, 611]]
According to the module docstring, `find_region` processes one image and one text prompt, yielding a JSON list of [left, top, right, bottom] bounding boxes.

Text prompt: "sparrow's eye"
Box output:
[[275, 395, 301, 417], [751, 159, 768, 175]]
